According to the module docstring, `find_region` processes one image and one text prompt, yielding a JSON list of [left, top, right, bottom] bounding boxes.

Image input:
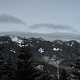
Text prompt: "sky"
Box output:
[[0, 0, 80, 41]]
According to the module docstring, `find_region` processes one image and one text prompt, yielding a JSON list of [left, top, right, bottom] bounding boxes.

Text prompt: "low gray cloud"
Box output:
[[29, 23, 75, 32], [0, 14, 26, 24], [0, 31, 80, 41]]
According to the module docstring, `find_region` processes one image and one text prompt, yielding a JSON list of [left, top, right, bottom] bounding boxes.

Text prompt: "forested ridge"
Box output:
[[0, 37, 80, 80]]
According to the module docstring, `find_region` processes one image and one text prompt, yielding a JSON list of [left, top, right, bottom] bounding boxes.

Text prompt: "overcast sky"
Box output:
[[0, 0, 80, 41]]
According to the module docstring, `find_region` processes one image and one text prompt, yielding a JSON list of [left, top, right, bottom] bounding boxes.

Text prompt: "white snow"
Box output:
[[67, 42, 74, 46], [10, 49, 16, 53], [10, 35, 28, 47], [55, 40, 63, 45], [10, 36, 22, 44], [20, 44, 28, 47], [38, 48, 44, 53], [0, 41, 9, 44], [57, 40, 62, 45], [53, 48, 59, 51], [67, 43, 70, 46], [71, 42, 74, 46], [0, 41, 3, 44], [36, 65, 44, 70], [53, 48, 62, 51]]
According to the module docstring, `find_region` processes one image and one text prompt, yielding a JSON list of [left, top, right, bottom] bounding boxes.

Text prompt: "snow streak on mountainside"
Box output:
[[10, 35, 22, 43]]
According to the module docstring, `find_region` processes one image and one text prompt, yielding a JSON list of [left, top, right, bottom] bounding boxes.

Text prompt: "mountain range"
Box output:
[[0, 35, 80, 75]]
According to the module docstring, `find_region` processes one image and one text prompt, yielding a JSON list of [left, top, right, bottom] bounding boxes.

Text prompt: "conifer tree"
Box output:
[[0, 46, 5, 80], [0, 47, 4, 65], [39, 72, 53, 80], [3, 57, 15, 80], [15, 38, 44, 80], [71, 58, 80, 80], [59, 68, 69, 80]]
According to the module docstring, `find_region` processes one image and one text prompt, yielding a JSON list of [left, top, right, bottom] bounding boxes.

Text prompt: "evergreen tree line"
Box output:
[[0, 39, 53, 80], [0, 38, 80, 80], [54, 58, 80, 80]]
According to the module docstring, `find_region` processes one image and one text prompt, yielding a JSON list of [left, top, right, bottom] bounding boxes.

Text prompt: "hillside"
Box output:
[[0, 35, 80, 74]]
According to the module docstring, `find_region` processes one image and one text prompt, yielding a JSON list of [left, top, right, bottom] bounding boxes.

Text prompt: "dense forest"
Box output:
[[0, 37, 80, 80]]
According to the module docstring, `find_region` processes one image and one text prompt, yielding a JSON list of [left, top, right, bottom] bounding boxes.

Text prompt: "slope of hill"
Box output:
[[0, 35, 80, 74]]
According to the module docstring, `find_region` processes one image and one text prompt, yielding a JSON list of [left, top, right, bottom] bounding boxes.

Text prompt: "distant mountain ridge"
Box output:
[[0, 35, 80, 74]]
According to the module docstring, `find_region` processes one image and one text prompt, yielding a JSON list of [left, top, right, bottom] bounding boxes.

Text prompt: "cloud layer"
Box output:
[[0, 31, 80, 41], [0, 14, 76, 32], [0, 14, 26, 24], [29, 23, 75, 32]]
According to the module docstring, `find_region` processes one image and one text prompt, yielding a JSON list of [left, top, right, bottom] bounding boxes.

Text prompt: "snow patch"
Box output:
[[10, 49, 16, 53], [10, 36, 22, 44], [57, 40, 62, 45], [36, 65, 44, 70], [10, 35, 29, 47], [21, 44, 28, 47], [0, 41, 9, 44], [53, 48, 59, 51], [67, 43, 70, 46], [38, 48, 44, 53], [0, 41, 3, 44], [71, 42, 74, 46]]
